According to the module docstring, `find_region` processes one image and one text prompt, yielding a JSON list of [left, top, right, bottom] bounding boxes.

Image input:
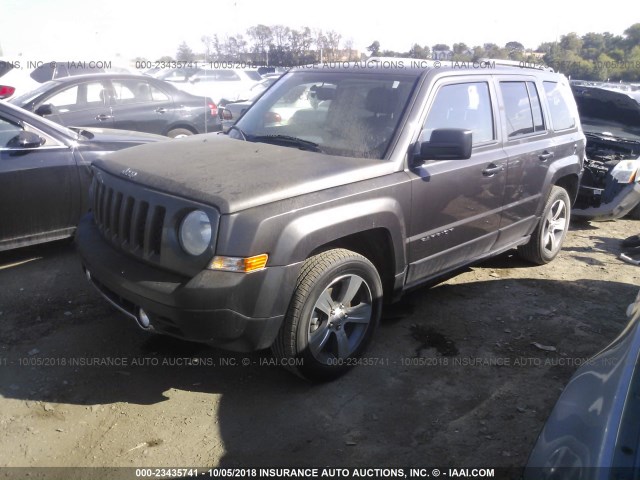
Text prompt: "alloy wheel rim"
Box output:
[[307, 274, 373, 364], [542, 199, 567, 256]]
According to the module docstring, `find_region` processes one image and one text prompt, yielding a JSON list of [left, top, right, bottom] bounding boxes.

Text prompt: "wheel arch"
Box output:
[[307, 228, 397, 301]]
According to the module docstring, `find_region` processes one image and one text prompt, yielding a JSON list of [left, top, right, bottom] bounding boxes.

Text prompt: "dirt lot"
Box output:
[[1, 219, 639, 478]]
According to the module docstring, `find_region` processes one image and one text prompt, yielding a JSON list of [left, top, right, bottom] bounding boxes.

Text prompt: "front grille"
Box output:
[[93, 179, 166, 259], [89, 167, 220, 276]]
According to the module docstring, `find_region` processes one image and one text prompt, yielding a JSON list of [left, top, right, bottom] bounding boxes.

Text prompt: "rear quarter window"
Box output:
[[543, 81, 577, 131]]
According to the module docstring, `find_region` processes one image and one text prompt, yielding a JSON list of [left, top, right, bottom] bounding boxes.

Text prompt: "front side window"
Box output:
[[45, 82, 106, 111], [233, 72, 418, 159], [422, 82, 494, 145]]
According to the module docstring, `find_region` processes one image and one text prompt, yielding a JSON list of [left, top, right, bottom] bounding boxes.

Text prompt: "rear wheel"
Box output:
[[272, 249, 382, 382], [518, 186, 571, 264], [167, 128, 193, 138]]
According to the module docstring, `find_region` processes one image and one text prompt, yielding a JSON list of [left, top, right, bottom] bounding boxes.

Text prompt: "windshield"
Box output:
[[231, 71, 418, 159]]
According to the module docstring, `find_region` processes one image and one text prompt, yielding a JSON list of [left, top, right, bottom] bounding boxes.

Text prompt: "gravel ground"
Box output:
[[0, 218, 638, 479]]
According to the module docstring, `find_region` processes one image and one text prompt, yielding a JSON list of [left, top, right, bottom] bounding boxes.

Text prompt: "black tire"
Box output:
[[518, 186, 571, 265], [626, 203, 640, 220], [167, 128, 193, 138], [272, 249, 383, 382]]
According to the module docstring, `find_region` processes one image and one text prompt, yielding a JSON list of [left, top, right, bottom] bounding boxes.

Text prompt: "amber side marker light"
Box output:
[[208, 253, 269, 273]]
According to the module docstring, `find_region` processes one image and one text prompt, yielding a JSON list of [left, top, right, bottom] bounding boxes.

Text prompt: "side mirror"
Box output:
[[418, 128, 472, 161], [6, 131, 45, 149], [35, 104, 54, 116]]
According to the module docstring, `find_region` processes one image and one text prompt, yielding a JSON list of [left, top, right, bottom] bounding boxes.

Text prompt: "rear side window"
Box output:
[[423, 82, 494, 145], [111, 80, 169, 103], [543, 81, 576, 131], [500, 81, 546, 138]]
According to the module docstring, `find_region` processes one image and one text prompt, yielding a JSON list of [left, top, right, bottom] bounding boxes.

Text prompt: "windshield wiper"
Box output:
[[250, 134, 322, 152]]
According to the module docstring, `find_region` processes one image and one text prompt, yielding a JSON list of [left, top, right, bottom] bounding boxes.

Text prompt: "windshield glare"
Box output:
[[232, 71, 418, 159]]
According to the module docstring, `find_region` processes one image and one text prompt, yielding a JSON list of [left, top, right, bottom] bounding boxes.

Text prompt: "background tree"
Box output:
[[408, 44, 430, 59], [505, 41, 525, 59], [247, 24, 272, 64], [175, 42, 195, 62], [367, 41, 380, 57]]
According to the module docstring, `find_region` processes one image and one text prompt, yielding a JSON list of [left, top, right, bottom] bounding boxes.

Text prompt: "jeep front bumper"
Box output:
[[76, 214, 300, 352]]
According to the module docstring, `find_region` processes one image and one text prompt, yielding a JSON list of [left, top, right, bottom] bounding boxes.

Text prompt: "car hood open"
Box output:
[[572, 86, 640, 141], [94, 133, 396, 214]]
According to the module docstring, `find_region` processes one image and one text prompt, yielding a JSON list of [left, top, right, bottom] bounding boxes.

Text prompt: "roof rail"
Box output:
[[479, 58, 554, 72]]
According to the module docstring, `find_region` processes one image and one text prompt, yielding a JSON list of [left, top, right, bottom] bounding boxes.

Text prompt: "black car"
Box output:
[[0, 101, 165, 251], [9, 73, 221, 138]]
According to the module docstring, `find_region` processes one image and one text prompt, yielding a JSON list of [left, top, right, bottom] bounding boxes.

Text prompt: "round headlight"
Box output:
[[179, 210, 212, 256]]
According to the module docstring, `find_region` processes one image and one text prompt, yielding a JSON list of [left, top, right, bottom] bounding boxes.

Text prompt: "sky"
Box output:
[[1, 0, 637, 62]]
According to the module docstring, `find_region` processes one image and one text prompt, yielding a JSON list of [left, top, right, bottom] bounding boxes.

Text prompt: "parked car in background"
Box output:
[[0, 59, 130, 100], [572, 85, 640, 221], [9, 73, 220, 138], [525, 289, 640, 479], [158, 67, 263, 104], [0, 101, 165, 251], [218, 76, 281, 130]]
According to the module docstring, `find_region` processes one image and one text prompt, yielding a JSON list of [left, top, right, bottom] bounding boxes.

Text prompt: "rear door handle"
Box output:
[[95, 114, 113, 121], [155, 107, 167, 114], [482, 164, 504, 176], [539, 151, 554, 161]]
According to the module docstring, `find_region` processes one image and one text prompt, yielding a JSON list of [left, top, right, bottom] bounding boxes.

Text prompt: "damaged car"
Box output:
[[572, 85, 640, 221]]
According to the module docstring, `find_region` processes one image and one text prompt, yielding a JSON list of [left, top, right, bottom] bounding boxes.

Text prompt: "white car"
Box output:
[[160, 68, 263, 104]]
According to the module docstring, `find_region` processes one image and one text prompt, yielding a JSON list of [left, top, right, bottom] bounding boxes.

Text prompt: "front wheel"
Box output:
[[518, 186, 571, 264], [272, 249, 383, 382]]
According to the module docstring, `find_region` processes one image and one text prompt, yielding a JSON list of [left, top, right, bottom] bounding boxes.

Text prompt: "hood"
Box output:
[[94, 133, 396, 213], [572, 86, 640, 140]]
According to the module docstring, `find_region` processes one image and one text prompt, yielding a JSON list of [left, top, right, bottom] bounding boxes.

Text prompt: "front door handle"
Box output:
[[539, 151, 554, 161], [155, 107, 167, 114], [95, 114, 113, 121], [482, 164, 504, 176]]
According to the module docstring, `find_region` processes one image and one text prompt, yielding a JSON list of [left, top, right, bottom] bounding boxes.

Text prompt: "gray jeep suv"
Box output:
[[76, 60, 584, 381]]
